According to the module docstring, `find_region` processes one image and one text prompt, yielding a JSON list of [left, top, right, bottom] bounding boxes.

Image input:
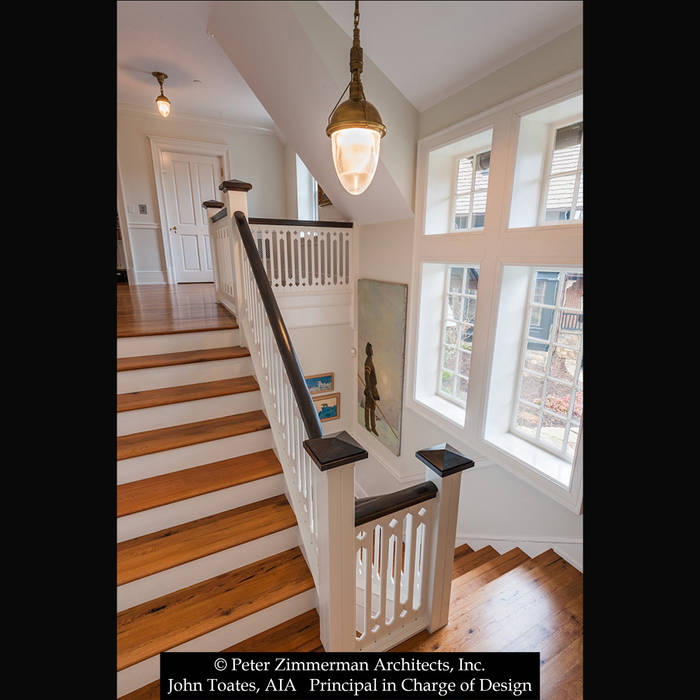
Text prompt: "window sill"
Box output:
[[483, 429, 572, 488], [414, 393, 466, 428]]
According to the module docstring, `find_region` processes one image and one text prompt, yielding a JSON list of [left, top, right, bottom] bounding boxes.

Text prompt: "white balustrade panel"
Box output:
[[354, 500, 436, 651], [250, 224, 351, 291], [236, 232, 321, 581], [211, 218, 236, 305]]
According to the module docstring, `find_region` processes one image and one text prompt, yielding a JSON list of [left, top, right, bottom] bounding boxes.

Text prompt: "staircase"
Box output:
[[119, 535, 582, 699], [117, 301, 317, 697]]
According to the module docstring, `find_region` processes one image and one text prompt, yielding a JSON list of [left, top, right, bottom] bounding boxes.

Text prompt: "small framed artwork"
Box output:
[[305, 372, 334, 395], [313, 392, 340, 423]]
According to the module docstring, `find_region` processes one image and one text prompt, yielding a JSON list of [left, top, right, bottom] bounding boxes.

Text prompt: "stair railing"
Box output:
[[204, 182, 474, 652]]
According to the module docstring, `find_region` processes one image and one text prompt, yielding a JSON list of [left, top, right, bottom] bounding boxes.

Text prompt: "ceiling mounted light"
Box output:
[[152, 71, 171, 118], [326, 0, 386, 195]]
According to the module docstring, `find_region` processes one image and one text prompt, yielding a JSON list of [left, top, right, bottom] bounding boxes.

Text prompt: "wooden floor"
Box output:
[[117, 283, 237, 337]]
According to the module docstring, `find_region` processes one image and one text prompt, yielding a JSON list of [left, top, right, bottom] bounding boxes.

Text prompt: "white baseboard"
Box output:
[[131, 270, 167, 285], [456, 532, 583, 572]]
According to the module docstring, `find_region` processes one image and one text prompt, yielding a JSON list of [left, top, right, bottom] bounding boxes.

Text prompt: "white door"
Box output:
[[161, 150, 222, 283]]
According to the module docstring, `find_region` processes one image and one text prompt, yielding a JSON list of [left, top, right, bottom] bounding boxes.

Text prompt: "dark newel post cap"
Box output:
[[202, 200, 225, 209], [304, 431, 368, 471], [219, 179, 253, 192], [415, 443, 475, 477]]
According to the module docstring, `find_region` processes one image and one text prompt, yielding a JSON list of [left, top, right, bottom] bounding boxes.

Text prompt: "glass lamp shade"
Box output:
[[330, 127, 381, 195], [156, 95, 171, 118]]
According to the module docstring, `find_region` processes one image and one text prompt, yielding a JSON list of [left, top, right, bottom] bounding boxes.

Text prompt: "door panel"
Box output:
[[162, 150, 221, 282]]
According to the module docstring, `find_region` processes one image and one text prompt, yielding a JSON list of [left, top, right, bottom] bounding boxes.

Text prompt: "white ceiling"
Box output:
[[117, 1, 274, 127], [318, 1, 583, 111]]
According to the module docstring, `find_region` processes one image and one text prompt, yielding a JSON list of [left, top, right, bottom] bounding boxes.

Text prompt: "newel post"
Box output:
[[202, 200, 225, 298], [304, 431, 368, 651], [416, 443, 475, 633], [219, 179, 253, 317]]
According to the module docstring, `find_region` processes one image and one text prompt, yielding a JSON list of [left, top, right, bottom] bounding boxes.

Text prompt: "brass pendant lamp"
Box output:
[[326, 0, 386, 195], [152, 71, 171, 118]]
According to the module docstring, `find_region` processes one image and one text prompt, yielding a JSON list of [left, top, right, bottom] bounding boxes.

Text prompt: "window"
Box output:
[[542, 121, 583, 223], [512, 270, 583, 460], [453, 151, 490, 231], [438, 265, 479, 406]]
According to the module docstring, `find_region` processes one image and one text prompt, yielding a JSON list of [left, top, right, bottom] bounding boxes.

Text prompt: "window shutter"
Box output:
[[554, 122, 582, 150]]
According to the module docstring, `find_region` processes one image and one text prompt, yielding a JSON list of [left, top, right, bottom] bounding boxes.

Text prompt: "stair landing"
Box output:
[[117, 283, 237, 337]]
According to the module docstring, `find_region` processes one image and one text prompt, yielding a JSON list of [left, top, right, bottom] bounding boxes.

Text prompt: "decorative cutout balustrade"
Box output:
[[203, 182, 474, 652]]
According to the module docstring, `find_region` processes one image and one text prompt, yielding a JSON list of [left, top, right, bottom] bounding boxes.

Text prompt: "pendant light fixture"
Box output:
[[152, 71, 171, 118], [326, 1, 386, 195]]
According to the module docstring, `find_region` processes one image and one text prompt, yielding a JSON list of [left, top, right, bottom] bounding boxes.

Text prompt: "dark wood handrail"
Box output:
[[249, 217, 353, 229], [233, 211, 324, 440], [355, 481, 438, 526]]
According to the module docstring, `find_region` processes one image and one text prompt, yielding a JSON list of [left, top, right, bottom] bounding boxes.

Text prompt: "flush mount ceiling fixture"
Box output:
[[326, 0, 386, 196], [152, 71, 171, 118]]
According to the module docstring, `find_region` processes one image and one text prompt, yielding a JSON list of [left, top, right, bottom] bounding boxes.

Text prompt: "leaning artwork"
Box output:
[[357, 278, 408, 456]]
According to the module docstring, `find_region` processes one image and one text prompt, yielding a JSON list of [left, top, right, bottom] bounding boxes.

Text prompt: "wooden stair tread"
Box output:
[[117, 411, 270, 460], [117, 376, 259, 412], [117, 449, 282, 517], [117, 494, 296, 585], [450, 547, 531, 597], [117, 346, 250, 372], [226, 609, 322, 652], [452, 545, 499, 578], [121, 611, 323, 700], [117, 319, 238, 338], [117, 547, 314, 670]]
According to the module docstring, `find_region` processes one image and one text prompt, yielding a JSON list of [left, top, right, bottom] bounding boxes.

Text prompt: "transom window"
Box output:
[[542, 121, 583, 223], [438, 265, 479, 406], [453, 151, 490, 231], [512, 269, 583, 460]]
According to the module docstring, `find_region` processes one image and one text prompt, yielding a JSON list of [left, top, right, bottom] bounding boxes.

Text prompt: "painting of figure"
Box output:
[[357, 279, 408, 455]]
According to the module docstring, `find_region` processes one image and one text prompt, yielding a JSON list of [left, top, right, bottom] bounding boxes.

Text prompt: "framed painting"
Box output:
[[312, 392, 340, 423], [357, 278, 408, 455], [305, 372, 335, 395]]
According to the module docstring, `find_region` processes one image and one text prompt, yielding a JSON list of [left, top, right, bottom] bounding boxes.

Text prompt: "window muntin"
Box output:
[[453, 151, 490, 231], [438, 265, 479, 406], [512, 269, 582, 460], [542, 121, 583, 223]]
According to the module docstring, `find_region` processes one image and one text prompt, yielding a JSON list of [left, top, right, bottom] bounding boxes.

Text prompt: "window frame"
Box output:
[[436, 264, 479, 407], [407, 71, 583, 513], [449, 148, 491, 233], [510, 267, 583, 461], [538, 116, 583, 226]]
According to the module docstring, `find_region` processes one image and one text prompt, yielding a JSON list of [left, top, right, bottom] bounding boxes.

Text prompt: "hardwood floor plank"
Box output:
[[116, 411, 270, 460], [117, 547, 314, 670], [117, 377, 259, 412], [117, 494, 297, 585], [117, 346, 250, 372], [117, 449, 282, 517]]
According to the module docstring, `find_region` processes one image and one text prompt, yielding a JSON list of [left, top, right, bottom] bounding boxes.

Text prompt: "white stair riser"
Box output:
[[117, 473, 286, 541], [117, 356, 253, 393], [117, 430, 274, 484], [117, 329, 240, 358], [118, 526, 300, 611], [116, 589, 317, 697], [117, 392, 263, 436]]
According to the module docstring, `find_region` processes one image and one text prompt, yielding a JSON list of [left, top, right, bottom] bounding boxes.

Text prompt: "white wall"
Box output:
[[117, 107, 288, 282]]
